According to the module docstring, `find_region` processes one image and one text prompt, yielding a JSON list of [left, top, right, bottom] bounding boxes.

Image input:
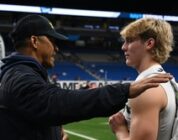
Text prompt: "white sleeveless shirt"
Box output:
[[122, 65, 176, 140]]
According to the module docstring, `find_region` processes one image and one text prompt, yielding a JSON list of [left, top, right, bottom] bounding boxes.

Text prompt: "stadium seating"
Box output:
[[48, 61, 96, 80], [48, 51, 178, 81], [82, 62, 137, 80]]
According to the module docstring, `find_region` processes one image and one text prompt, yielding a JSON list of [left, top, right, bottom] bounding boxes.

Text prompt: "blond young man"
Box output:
[[109, 18, 176, 140]]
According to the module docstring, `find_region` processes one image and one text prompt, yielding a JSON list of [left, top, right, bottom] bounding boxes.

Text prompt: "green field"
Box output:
[[64, 117, 116, 140]]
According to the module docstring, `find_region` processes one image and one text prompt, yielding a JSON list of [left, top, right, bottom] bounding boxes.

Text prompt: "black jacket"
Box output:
[[0, 52, 130, 140]]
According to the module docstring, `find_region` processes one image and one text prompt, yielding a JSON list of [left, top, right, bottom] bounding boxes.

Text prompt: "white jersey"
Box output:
[[122, 65, 176, 140]]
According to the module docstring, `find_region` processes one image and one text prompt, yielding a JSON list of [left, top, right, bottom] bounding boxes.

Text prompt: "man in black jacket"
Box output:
[[0, 14, 172, 140]]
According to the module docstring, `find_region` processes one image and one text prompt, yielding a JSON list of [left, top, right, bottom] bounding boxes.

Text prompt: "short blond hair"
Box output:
[[120, 18, 174, 64]]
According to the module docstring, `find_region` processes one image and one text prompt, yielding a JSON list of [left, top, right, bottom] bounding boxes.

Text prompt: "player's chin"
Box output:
[[125, 60, 131, 66]]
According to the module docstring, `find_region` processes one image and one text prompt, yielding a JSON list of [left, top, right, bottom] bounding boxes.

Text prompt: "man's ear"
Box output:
[[145, 38, 155, 50], [30, 36, 38, 49]]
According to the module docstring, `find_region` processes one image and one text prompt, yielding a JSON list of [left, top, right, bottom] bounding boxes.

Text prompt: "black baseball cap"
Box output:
[[10, 14, 68, 43]]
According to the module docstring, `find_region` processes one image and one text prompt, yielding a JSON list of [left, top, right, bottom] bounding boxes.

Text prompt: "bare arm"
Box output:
[[129, 73, 172, 98], [109, 86, 167, 140]]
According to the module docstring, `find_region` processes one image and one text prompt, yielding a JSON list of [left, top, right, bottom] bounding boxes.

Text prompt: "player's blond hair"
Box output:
[[120, 18, 174, 64]]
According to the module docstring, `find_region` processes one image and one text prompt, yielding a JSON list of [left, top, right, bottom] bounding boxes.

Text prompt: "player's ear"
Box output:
[[145, 38, 155, 50]]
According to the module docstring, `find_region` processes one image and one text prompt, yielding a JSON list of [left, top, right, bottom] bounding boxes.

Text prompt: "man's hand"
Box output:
[[109, 112, 128, 133], [129, 73, 172, 98], [109, 112, 129, 139]]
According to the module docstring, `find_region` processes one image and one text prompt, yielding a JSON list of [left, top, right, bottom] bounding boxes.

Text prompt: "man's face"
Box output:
[[121, 37, 147, 69], [35, 36, 58, 68]]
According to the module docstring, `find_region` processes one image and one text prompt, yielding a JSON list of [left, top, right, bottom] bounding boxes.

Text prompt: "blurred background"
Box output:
[[0, 0, 177, 139]]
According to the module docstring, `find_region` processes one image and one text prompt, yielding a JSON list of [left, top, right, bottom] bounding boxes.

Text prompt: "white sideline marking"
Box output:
[[64, 129, 98, 140]]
